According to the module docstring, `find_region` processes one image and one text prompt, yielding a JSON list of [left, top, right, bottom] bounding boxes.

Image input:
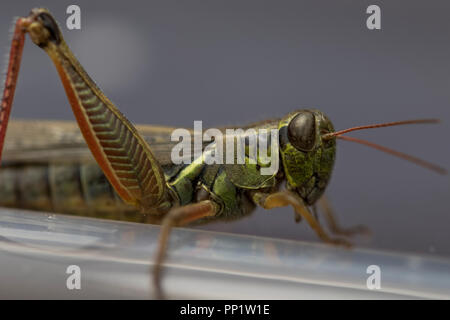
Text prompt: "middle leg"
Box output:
[[152, 200, 219, 299]]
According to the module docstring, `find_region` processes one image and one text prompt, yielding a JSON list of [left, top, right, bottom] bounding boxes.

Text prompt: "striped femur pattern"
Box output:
[[64, 59, 165, 210]]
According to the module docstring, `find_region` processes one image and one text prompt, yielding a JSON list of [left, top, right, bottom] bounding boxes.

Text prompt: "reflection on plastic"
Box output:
[[0, 208, 449, 299]]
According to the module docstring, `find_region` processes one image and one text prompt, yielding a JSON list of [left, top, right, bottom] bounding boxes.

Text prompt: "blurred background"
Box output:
[[0, 0, 449, 257]]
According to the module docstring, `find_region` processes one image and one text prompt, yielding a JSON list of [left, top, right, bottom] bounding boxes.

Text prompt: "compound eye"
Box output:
[[288, 112, 316, 151], [37, 12, 61, 44]]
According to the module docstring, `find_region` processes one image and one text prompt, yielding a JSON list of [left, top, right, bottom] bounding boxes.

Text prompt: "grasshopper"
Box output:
[[0, 8, 446, 298]]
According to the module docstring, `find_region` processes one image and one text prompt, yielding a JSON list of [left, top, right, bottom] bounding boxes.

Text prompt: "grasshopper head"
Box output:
[[279, 109, 336, 205]]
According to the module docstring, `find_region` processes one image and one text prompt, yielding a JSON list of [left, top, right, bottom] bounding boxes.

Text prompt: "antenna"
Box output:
[[322, 119, 439, 140], [322, 119, 446, 175], [337, 135, 446, 175]]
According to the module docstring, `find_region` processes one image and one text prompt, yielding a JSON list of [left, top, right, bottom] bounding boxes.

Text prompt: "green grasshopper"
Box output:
[[0, 8, 446, 298]]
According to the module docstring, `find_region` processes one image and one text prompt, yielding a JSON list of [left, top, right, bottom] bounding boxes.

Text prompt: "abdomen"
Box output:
[[0, 161, 143, 222]]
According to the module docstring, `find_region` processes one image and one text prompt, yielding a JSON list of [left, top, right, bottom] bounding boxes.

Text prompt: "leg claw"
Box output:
[[327, 237, 353, 248]]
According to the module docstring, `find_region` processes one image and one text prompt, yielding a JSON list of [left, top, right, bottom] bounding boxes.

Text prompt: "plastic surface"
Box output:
[[0, 207, 449, 299]]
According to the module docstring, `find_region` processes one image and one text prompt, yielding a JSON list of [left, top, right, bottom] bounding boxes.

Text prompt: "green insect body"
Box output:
[[0, 9, 340, 227], [0, 109, 337, 224], [2, 8, 443, 298], [166, 109, 336, 221]]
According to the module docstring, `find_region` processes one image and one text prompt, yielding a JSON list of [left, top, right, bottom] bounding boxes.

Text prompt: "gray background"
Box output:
[[1, 0, 449, 256]]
